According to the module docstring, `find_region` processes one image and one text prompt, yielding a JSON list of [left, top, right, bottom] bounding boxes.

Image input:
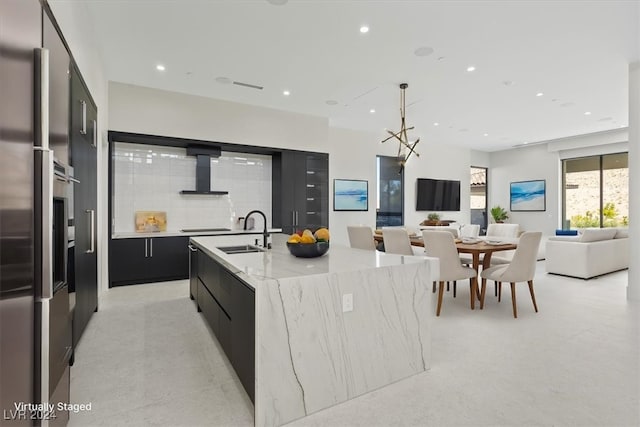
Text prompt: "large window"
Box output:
[[470, 166, 488, 234], [562, 152, 628, 228], [376, 156, 404, 227]]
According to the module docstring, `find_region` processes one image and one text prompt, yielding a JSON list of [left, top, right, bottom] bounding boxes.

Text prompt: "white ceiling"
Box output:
[[59, 0, 639, 151]]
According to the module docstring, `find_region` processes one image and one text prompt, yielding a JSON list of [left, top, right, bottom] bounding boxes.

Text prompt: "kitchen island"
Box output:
[[189, 233, 437, 427]]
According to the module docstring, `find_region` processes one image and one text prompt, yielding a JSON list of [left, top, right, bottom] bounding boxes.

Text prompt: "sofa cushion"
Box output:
[[614, 228, 629, 239], [578, 228, 617, 242]]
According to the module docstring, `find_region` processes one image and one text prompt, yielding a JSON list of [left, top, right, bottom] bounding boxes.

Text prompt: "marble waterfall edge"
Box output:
[[255, 260, 434, 426]]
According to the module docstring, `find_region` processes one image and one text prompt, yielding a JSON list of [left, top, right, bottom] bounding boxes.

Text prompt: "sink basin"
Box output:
[[217, 245, 265, 254]]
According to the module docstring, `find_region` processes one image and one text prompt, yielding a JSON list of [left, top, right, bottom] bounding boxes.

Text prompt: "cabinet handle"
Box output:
[[68, 176, 80, 184], [86, 209, 95, 253], [145, 239, 148, 258], [80, 100, 87, 135], [292, 211, 296, 226], [92, 119, 97, 148], [295, 211, 299, 225], [188, 245, 198, 252], [150, 238, 153, 257]]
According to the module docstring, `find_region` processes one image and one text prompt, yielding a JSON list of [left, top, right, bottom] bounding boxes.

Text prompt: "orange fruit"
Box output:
[[300, 235, 316, 244], [314, 228, 330, 241], [287, 234, 301, 243]]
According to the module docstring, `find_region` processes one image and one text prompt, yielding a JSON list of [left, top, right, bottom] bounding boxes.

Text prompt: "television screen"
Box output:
[[416, 178, 460, 211]]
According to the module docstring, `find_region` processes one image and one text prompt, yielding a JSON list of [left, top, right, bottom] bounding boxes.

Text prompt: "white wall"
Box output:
[[48, 1, 110, 294], [488, 144, 559, 235], [109, 82, 329, 152]]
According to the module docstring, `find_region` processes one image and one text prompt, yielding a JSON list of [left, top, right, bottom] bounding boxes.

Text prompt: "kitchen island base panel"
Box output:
[[255, 262, 432, 426]]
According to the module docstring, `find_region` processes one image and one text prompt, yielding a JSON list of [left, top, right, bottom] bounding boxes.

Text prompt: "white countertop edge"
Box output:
[[112, 228, 283, 239]]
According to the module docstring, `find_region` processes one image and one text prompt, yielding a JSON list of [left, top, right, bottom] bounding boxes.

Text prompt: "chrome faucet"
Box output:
[[244, 210, 270, 249]]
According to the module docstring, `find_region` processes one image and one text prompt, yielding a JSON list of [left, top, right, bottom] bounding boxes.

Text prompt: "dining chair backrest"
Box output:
[[347, 226, 376, 250], [422, 230, 468, 281], [486, 223, 520, 238], [382, 228, 414, 255], [498, 231, 542, 281], [460, 224, 480, 238]]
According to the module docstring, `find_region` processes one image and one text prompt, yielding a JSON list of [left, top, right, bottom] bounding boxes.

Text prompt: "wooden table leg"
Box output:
[[470, 253, 480, 309]]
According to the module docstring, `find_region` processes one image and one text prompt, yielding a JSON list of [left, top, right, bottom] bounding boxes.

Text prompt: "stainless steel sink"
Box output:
[[217, 245, 265, 254]]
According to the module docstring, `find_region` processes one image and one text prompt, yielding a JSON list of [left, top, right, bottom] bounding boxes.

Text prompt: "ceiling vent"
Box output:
[[180, 145, 229, 195], [232, 80, 264, 90]]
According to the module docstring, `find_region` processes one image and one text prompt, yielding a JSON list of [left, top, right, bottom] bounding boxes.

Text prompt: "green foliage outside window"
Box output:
[[569, 202, 629, 228]]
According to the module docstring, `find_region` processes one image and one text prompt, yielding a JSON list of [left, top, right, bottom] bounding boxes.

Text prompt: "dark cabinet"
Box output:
[[195, 252, 255, 402], [274, 151, 329, 234], [110, 236, 189, 286], [69, 58, 98, 348]]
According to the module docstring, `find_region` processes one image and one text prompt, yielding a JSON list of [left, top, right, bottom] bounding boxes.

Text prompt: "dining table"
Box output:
[[373, 232, 517, 309]]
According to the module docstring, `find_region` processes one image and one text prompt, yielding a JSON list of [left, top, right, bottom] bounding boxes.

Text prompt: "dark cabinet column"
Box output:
[[69, 64, 98, 348], [274, 151, 329, 234]]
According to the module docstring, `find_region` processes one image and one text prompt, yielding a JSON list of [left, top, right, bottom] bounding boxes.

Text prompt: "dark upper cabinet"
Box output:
[[69, 64, 98, 348], [273, 151, 329, 234], [110, 236, 189, 286]]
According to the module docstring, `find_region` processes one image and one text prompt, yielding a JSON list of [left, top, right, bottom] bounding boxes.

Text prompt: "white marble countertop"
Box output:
[[190, 233, 432, 289], [112, 228, 282, 239]]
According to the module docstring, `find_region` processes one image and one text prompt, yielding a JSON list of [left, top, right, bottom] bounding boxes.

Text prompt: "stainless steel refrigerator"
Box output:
[[1, 1, 72, 425]]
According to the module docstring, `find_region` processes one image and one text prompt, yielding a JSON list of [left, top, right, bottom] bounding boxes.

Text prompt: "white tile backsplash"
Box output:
[[113, 142, 272, 233]]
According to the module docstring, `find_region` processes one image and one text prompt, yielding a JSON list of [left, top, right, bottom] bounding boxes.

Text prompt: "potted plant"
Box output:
[[422, 212, 441, 226], [490, 206, 509, 223]]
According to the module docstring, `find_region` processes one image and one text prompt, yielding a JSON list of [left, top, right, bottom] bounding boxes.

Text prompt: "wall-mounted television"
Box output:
[[416, 178, 461, 211]]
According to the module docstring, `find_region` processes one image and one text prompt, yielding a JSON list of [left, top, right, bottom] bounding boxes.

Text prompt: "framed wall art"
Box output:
[[333, 179, 368, 211], [510, 180, 546, 211]]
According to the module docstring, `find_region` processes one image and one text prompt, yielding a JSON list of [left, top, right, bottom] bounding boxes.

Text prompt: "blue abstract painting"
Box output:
[[510, 180, 546, 211], [334, 179, 368, 211]]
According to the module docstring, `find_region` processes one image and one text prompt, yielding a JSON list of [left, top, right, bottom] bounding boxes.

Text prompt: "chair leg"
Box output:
[[432, 281, 436, 293], [453, 281, 457, 298], [480, 278, 487, 309], [447, 282, 450, 291], [510, 282, 517, 318], [436, 281, 445, 316], [528, 280, 539, 313], [494, 282, 498, 297], [497, 281, 502, 302]]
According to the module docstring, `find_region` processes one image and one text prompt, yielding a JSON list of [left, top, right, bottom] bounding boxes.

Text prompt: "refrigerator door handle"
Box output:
[[92, 119, 97, 148], [34, 48, 53, 300], [80, 100, 87, 134], [86, 209, 95, 253]]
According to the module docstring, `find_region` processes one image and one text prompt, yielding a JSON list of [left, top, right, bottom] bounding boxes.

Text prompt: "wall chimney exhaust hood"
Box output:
[[180, 145, 229, 195]]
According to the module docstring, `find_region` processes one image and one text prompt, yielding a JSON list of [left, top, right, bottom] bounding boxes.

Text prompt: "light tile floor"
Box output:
[[69, 264, 639, 426]]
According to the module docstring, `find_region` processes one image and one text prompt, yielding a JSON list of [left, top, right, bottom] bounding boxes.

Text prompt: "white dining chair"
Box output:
[[479, 231, 542, 318], [347, 225, 376, 250], [382, 228, 415, 255], [486, 223, 520, 239], [459, 224, 480, 238], [422, 230, 478, 316]]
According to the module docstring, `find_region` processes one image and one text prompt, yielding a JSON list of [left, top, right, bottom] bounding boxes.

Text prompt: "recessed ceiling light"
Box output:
[[360, 26, 369, 33], [523, 141, 529, 145], [215, 76, 232, 84], [483, 133, 489, 137], [433, 122, 439, 126], [584, 111, 592, 115], [466, 66, 476, 72], [283, 90, 290, 96], [536, 92, 544, 97], [369, 109, 376, 113], [156, 64, 166, 71], [414, 46, 434, 57], [325, 100, 338, 106]]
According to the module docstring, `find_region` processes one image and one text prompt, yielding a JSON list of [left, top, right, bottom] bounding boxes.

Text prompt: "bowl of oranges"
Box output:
[[286, 228, 330, 258]]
